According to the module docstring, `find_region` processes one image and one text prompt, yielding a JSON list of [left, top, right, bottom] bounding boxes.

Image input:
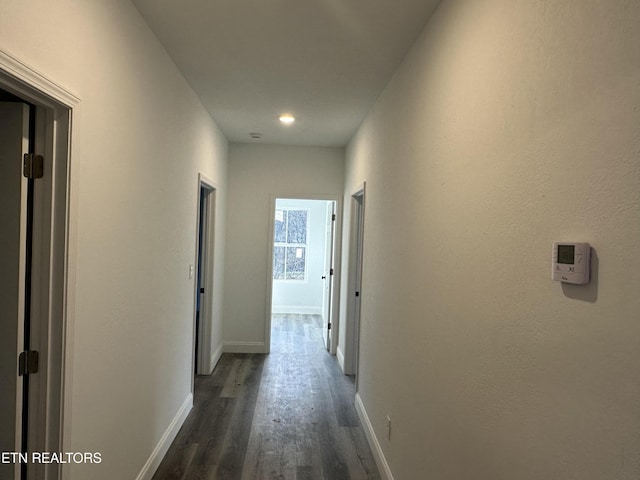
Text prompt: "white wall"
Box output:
[[0, 2, 228, 479], [225, 143, 344, 351], [272, 198, 329, 315], [340, 1, 640, 479]]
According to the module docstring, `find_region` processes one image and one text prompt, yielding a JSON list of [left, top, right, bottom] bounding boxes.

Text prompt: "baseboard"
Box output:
[[136, 393, 193, 480], [336, 346, 345, 372], [223, 341, 266, 354], [209, 342, 224, 374], [355, 393, 395, 480], [271, 306, 322, 315]]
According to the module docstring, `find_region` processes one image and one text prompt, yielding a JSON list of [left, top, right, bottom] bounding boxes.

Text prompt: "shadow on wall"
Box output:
[[561, 247, 598, 303]]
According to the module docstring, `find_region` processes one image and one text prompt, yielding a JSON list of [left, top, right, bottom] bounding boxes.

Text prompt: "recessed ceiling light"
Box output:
[[279, 114, 295, 125]]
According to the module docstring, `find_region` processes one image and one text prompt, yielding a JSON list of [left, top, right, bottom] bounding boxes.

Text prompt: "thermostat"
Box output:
[[552, 243, 590, 284]]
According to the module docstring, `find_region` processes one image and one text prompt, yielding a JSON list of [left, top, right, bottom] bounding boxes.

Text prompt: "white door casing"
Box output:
[[0, 49, 79, 480]]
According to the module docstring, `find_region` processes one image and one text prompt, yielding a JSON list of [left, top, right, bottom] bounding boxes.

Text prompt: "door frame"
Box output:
[[343, 183, 366, 382], [193, 174, 217, 378], [0, 49, 79, 480], [265, 194, 342, 354]]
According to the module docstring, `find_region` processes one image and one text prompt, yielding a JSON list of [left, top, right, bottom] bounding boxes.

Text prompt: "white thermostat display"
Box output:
[[552, 242, 590, 284]]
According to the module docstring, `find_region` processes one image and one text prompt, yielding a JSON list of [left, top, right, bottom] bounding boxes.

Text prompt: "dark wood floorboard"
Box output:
[[152, 314, 380, 480]]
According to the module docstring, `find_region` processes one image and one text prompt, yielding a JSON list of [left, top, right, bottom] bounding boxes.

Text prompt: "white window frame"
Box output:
[[273, 207, 310, 282]]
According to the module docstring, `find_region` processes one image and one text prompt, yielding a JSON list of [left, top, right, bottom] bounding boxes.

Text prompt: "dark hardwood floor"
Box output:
[[152, 314, 381, 480]]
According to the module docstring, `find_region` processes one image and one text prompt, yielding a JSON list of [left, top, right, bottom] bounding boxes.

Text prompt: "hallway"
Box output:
[[153, 314, 380, 480]]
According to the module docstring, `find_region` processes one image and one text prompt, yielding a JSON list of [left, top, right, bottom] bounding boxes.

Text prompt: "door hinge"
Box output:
[[330, 268, 334, 276], [332, 214, 336, 221], [355, 291, 360, 297], [23, 154, 44, 179], [328, 323, 331, 330], [18, 351, 39, 376]]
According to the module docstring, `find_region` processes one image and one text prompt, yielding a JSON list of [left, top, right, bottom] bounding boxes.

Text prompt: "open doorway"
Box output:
[[267, 197, 340, 353], [193, 175, 217, 376], [0, 51, 77, 480], [343, 184, 366, 384], [1, 92, 32, 480]]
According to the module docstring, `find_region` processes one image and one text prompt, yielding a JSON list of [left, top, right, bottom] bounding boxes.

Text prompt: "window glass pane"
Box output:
[[274, 210, 287, 243], [285, 247, 306, 280], [273, 246, 285, 280], [273, 207, 308, 281], [287, 210, 307, 244]]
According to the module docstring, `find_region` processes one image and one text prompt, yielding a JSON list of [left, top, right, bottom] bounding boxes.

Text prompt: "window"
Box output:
[[273, 208, 308, 281]]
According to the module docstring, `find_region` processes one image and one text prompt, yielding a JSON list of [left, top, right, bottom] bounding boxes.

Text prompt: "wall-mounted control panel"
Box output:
[[552, 243, 590, 284]]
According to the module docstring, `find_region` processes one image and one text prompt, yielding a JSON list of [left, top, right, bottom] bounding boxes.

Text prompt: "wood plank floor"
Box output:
[[152, 314, 381, 480]]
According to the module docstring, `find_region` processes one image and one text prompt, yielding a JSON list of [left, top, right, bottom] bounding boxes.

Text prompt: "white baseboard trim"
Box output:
[[136, 393, 193, 480], [355, 393, 395, 480], [223, 341, 266, 354], [209, 342, 224, 374], [271, 305, 322, 315], [336, 347, 345, 372]]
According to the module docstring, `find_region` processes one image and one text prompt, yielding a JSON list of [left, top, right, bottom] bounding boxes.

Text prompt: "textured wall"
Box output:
[[342, 0, 640, 478]]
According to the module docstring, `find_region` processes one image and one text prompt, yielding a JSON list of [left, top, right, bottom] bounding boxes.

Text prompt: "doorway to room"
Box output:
[[344, 184, 366, 385], [1, 90, 33, 480], [267, 197, 339, 353], [0, 50, 77, 480], [193, 176, 216, 376]]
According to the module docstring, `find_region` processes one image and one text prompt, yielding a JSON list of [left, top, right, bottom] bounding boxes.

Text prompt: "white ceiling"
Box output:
[[132, 0, 441, 147]]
